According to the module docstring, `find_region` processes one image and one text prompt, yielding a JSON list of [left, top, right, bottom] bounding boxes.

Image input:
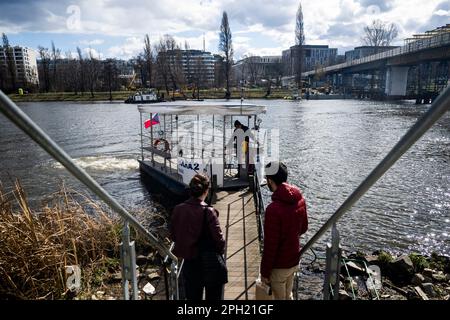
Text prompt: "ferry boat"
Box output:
[[137, 101, 267, 199], [125, 89, 164, 104]]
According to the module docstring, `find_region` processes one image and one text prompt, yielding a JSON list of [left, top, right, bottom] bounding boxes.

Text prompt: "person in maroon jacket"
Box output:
[[170, 174, 226, 300], [260, 161, 308, 300]]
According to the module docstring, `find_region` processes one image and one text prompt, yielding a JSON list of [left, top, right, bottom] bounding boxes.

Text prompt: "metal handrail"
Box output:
[[252, 170, 266, 247], [0, 91, 177, 264], [299, 84, 450, 258]]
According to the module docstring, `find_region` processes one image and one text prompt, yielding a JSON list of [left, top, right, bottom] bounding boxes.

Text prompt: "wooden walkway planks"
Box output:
[[150, 188, 262, 301], [214, 189, 261, 300]]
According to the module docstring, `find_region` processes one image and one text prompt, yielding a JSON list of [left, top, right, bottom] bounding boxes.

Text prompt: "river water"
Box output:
[[1, 99, 449, 260]]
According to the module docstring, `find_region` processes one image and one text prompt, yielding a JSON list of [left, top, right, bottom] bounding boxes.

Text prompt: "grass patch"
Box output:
[[8, 89, 295, 103], [429, 252, 446, 272], [409, 253, 429, 272], [378, 251, 394, 264]]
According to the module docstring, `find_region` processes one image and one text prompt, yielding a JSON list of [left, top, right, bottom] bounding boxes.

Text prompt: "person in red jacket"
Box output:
[[260, 161, 308, 300]]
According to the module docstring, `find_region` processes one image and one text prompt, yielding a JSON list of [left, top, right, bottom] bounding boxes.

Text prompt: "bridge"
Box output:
[[299, 25, 450, 101]]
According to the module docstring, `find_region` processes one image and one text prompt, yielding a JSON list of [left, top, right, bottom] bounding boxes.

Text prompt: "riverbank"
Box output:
[[8, 91, 131, 103], [0, 182, 166, 300], [1, 182, 449, 300], [8, 89, 296, 103], [304, 250, 450, 300]]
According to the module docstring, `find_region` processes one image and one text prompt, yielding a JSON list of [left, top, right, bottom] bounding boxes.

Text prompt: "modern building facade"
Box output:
[[282, 44, 338, 76], [344, 46, 399, 62], [0, 46, 39, 88], [161, 49, 216, 87], [232, 55, 283, 86]]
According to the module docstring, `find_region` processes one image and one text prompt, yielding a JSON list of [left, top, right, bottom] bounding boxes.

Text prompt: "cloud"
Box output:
[[107, 37, 144, 60], [83, 47, 103, 59], [79, 39, 104, 46], [356, 0, 395, 12], [434, 9, 450, 16], [0, 0, 445, 59], [419, 1, 450, 32]]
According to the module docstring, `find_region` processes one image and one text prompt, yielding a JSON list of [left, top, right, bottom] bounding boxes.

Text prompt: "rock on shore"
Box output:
[[336, 251, 450, 300]]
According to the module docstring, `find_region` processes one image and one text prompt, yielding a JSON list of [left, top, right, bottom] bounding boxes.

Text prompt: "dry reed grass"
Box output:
[[0, 180, 122, 299]]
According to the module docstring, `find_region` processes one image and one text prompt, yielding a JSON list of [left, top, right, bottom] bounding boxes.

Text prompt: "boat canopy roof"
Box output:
[[138, 101, 266, 116]]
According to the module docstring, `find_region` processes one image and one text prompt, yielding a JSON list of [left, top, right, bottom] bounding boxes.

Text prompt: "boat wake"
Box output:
[[52, 156, 139, 172]]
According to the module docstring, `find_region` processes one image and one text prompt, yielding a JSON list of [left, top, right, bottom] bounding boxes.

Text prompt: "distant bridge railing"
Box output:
[[303, 31, 450, 77]]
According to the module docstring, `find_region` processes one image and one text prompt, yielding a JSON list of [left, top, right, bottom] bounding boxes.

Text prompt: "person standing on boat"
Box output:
[[260, 161, 308, 300], [227, 120, 254, 179], [170, 174, 227, 300]]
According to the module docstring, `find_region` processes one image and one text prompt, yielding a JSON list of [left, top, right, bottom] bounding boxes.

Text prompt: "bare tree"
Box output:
[[192, 54, 208, 100], [76, 47, 85, 95], [155, 38, 170, 96], [295, 2, 306, 91], [86, 49, 101, 98], [243, 55, 260, 86], [134, 54, 146, 88], [214, 55, 225, 89], [265, 60, 283, 97], [144, 34, 153, 87], [38, 46, 51, 92], [165, 35, 184, 99], [313, 63, 325, 82], [51, 41, 61, 91], [219, 11, 233, 99], [2, 33, 17, 92], [362, 20, 398, 46], [0, 55, 6, 90], [184, 41, 193, 90], [103, 59, 119, 101], [65, 51, 79, 94]]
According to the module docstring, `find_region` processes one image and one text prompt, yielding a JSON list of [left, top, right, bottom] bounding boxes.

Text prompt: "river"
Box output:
[[1, 99, 449, 260]]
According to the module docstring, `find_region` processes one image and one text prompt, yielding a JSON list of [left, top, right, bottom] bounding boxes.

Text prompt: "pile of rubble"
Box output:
[[336, 251, 450, 300]]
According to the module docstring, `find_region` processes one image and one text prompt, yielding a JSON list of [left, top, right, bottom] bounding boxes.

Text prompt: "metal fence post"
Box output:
[[170, 261, 179, 300], [120, 221, 138, 300], [323, 223, 341, 300]]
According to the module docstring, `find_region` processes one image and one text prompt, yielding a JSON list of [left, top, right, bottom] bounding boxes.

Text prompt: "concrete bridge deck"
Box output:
[[302, 30, 450, 78]]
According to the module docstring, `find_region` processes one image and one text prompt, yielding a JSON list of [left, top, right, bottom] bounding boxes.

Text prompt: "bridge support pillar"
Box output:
[[385, 66, 409, 96], [342, 74, 353, 94]]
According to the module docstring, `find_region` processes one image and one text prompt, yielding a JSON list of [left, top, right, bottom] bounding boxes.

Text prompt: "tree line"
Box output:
[[0, 11, 234, 99], [1, 3, 401, 97]]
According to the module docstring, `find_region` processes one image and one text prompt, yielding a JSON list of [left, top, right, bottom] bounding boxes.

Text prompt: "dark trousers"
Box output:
[[182, 259, 224, 300]]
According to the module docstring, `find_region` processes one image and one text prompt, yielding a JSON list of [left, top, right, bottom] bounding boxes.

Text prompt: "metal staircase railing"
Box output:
[[250, 171, 265, 252], [0, 90, 179, 300]]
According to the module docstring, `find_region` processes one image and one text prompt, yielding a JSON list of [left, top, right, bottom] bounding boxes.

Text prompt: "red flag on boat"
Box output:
[[144, 113, 160, 129]]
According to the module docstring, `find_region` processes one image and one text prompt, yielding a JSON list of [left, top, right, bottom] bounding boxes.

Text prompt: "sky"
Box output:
[[0, 0, 449, 60]]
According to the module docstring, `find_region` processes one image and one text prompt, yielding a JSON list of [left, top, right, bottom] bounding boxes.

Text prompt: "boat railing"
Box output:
[[0, 90, 179, 300], [141, 128, 264, 182], [299, 84, 449, 299]]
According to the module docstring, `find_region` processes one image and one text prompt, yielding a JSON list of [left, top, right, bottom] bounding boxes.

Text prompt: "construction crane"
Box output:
[[127, 72, 137, 91]]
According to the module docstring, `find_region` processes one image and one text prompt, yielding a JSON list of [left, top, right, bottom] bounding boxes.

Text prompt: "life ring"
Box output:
[[154, 139, 170, 152]]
